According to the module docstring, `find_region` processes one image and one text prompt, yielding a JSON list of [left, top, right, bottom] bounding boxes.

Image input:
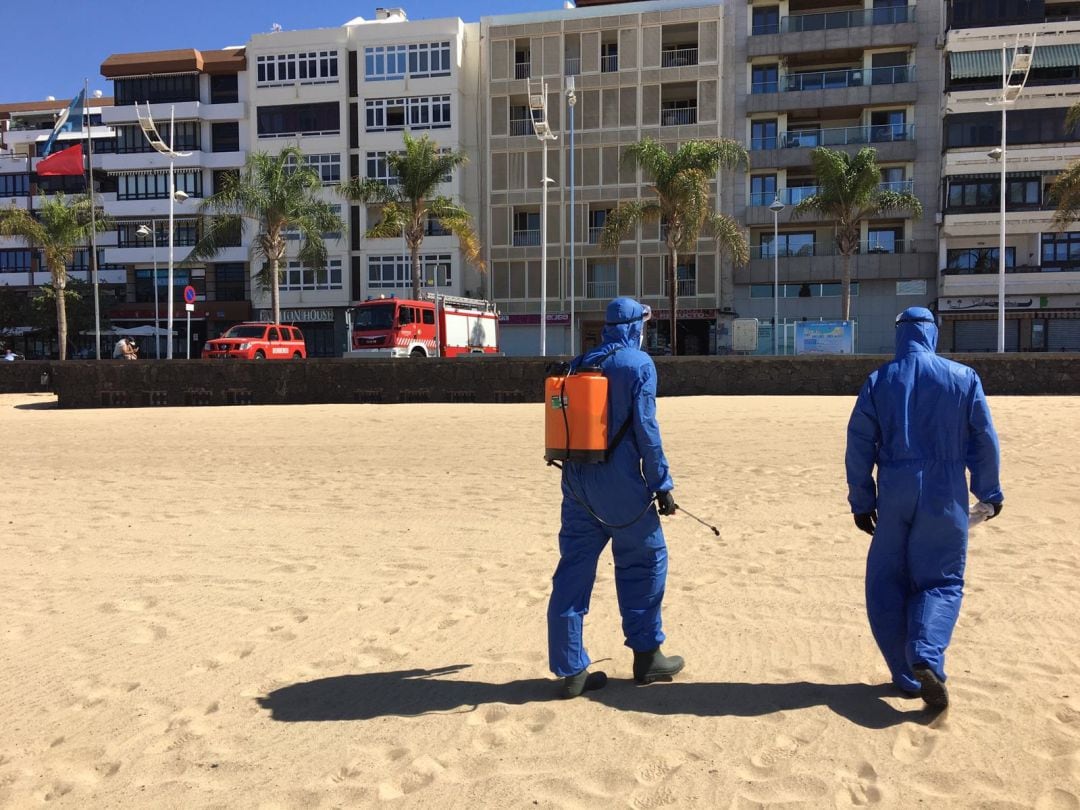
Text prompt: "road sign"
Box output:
[[185, 303, 195, 312], [183, 285, 196, 304]]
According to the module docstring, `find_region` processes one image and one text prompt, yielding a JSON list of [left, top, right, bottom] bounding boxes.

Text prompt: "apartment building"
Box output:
[[0, 94, 120, 358], [729, 0, 943, 354], [937, 0, 1080, 351], [481, 0, 729, 356]]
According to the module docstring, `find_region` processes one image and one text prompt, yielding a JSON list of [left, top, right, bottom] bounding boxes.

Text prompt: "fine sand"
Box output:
[[1, 392, 1079, 809]]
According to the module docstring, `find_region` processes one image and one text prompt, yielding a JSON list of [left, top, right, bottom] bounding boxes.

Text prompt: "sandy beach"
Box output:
[[1, 392, 1079, 809]]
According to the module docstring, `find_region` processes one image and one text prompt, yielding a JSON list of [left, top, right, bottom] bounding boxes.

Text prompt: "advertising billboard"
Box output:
[[795, 321, 855, 355]]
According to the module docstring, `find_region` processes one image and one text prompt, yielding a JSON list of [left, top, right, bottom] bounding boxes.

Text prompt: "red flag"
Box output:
[[36, 143, 84, 176]]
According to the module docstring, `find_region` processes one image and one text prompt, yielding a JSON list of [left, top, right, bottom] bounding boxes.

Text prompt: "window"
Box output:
[[210, 74, 239, 104], [117, 171, 202, 200], [408, 42, 452, 78], [515, 49, 531, 80], [284, 152, 342, 185], [870, 110, 907, 142], [752, 6, 780, 35], [116, 122, 200, 153], [367, 254, 451, 289], [513, 210, 540, 245], [363, 42, 450, 81], [211, 122, 239, 153], [944, 108, 1080, 149], [601, 42, 619, 73], [0, 174, 29, 197], [213, 169, 238, 194], [117, 220, 200, 248], [256, 51, 339, 86], [281, 258, 343, 291], [759, 231, 815, 257], [752, 64, 779, 94], [257, 102, 340, 138], [365, 150, 450, 185], [0, 249, 33, 272], [751, 119, 778, 150], [1041, 231, 1080, 271], [750, 174, 777, 206], [751, 282, 861, 298], [866, 227, 903, 253], [588, 208, 611, 242], [135, 268, 194, 302], [586, 260, 618, 298], [946, 247, 1015, 273], [946, 175, 1043, 211], [365, 96, 451, 132], [366, 45, 407, 80], [114, 74, 199, 106]]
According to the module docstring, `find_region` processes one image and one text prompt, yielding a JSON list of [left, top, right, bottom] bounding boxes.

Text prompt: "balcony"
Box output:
[[661, 47, 698, 68], [751, 239, 918, 260], [601, 54, 619, 73], [515, 63, 530, 80], [588, 226, 604, 243], [770, 64, 916, 93], [750, 6, 918, 57], [660, 107, 698, 127], [565, 57, 581, 76], [747, 66, 918, 113], [512, 229, 541, 246], [783, 5, 915, 34], [101, 101, 202, 125], [663, 278, 698, 296], [509, 119, 532, 137], [586, 280, 618, 298], [749, 180, 913, 207]]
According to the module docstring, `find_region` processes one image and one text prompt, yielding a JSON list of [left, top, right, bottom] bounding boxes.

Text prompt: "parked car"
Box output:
[[202, 323, 307, 360]]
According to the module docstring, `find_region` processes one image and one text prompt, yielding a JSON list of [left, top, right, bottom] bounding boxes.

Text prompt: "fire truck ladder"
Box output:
[[419, 292, 496, 312]]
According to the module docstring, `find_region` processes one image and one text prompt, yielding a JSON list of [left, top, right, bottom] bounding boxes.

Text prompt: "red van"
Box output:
[[203, 323, 307, 360]]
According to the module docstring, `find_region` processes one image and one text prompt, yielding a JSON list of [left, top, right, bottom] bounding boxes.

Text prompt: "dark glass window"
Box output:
[[752, 64, 779, 93], [0, 249, 34, 271], [116, 122, 200, 153], [752, 6, 780, 34], [944, 108, 1080, 148], [213, 169, 238, 195], [946, 247, 1016, 272], [945, 175, 1043, 211], [759, 231, 816, 257], [0, 174, 29, 197], [1041, 231, 1080, 271], [117, 171, 202, 201], [948, 0, 1044, 30], [750, 174, 777, 206], [257, 102, 340, 137], [114, 74, 200, 106], [751, 119, 778, 150], [35, 175, 85, 194], [211, 121, 239, 152], [214, 263, 247, 301], [209, 74, 239, 104]]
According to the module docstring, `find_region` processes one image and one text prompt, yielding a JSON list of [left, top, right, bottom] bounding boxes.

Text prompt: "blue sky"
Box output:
[[5, 0, 564, 104]]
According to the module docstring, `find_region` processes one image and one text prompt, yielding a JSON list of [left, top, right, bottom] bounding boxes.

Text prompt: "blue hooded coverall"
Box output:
[[846, 306, 1002, 692], [547, 297, 674, 678]]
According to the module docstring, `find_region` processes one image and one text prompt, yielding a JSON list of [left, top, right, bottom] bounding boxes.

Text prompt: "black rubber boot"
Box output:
[[913, 664, 949, 710], [633, 648, 685, 684], [561, 669, 608, 699]]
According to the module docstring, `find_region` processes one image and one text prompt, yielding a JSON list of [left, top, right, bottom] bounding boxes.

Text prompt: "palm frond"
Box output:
[[599, 200, 661, 252], [366, 201, 409, 238], [1050, 160, 1080, 229], [427, 197, 484, 269], [705, 213, 749, 266]]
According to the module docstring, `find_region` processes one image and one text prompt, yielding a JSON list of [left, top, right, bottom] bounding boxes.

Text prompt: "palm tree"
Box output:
[[189, 147, 345, 324], [1050, 102, 1080, 229], [599, 138, 749, 356], [792, 147, 923, 321], [340, 133, 483, 301], [0, 194, 109, 360]]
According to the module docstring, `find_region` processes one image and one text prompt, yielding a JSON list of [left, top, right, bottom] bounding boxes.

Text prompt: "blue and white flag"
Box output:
[[40, 89, 84, 157]]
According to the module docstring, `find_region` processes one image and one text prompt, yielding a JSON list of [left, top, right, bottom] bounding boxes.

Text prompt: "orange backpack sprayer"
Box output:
[[544, 348, 630, 465]]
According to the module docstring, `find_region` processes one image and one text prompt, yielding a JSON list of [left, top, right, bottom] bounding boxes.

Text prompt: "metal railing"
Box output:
[[660, 47, 698, 68], [779, 5, 914, 33], [512, 229, 541, 246], [772, 64, 915, 93], [750, 180, 913, 207], [660, 107, 698, 126], [565, 57, 581, 76], [601, 54, 619, 73], [515, 63, 530, 80], [588, 226, 605, 243], [663, 278, 698, 296], [586, 280, 618, 298], [509, 119, 532, 137], [879, 179, 914, 194], [751, 239, 917, 259], [941, 263, 1078, 275], [775, 122, 916, 149]]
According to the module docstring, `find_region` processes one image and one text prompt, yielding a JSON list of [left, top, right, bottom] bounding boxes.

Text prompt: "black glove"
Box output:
[[854, 511, 877, 536], [655, 491, 676, 516], [983, 501, 1003, 521]]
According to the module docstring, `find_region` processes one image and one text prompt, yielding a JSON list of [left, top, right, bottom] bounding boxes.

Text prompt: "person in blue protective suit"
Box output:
[[548, 297, 685, 698], [846, 306, 1003, 710]]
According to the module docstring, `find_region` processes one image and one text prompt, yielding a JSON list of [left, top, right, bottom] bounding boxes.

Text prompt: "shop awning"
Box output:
[[950, 44, 1080, 79]]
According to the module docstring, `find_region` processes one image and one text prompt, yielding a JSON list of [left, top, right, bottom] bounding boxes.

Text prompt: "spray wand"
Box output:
[[672, 502, 720, 536]]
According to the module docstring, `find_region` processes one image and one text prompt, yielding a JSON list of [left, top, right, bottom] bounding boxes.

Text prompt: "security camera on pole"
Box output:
[[529, 77, 557, 357], [136, 103, 191, 359]]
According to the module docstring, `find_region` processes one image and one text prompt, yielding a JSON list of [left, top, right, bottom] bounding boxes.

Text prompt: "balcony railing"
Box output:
[[512, 229, 541, 246], [565, 57, 581, 76], [773, 64, 915, 93], [509, 118, 532, 137], [771, 123, 916, 149], [942, 263, 1080, 275], [660, 107, 698, 126], [751, 239, 916, 259], [586, 280, 618, 298], [750, 180, 913, 207], [661, 47, 698, 68], [879, 179, 914, 194], [601, 54, 619, 73], [515, 63, 530, 80], [663, 278, 698, 296], [775, 5, 914, 34], [588, 226, 605, 243]]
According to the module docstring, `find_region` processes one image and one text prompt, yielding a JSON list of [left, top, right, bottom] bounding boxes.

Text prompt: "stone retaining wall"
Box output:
[[1, 355, 1077, 408]]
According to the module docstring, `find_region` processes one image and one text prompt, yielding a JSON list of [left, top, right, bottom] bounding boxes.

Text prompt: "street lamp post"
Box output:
[[135, 222, 160, 358], [769, 196, 785, 355], [989, 38, 1035, 353], [529, 78, 557, 356], [567, 77, 577, 356]]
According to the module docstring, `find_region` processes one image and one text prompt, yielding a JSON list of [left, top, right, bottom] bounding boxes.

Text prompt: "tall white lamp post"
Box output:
[[567, 77, 577, 356], [529, 78, 557, 356], [135, 222, 161, 358], [136, 103, 191, 358], [988, 37, 1035, 353], [769, 196, 785, 355]]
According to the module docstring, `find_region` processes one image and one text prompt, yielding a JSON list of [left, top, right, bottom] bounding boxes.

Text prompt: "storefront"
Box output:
[[938, 295, 1080, 352], [646, 307, 719, 355], [111, 300, 251, 359], [498, 312, 571, 356], [257, 307, 340, 357]]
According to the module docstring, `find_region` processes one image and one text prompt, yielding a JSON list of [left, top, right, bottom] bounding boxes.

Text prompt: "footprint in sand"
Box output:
[[740, 719, 828, 776], [1035, 789, 1080, 810], [835, 761, 883, 806], [892, 725, 939, 763]]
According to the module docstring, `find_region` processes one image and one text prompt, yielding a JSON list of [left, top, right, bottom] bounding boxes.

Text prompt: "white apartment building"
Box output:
[[938, 0, 1080, 351]]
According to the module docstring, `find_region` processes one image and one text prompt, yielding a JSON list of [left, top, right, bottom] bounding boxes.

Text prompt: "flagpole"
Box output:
[[85, 79, 101, 360]]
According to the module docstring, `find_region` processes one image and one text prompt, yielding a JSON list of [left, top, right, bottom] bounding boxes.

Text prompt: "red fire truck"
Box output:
[[345, 293, 500, 358]]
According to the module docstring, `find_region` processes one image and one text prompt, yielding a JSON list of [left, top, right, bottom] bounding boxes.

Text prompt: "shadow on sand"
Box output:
[[256, 665, 935, 729]]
